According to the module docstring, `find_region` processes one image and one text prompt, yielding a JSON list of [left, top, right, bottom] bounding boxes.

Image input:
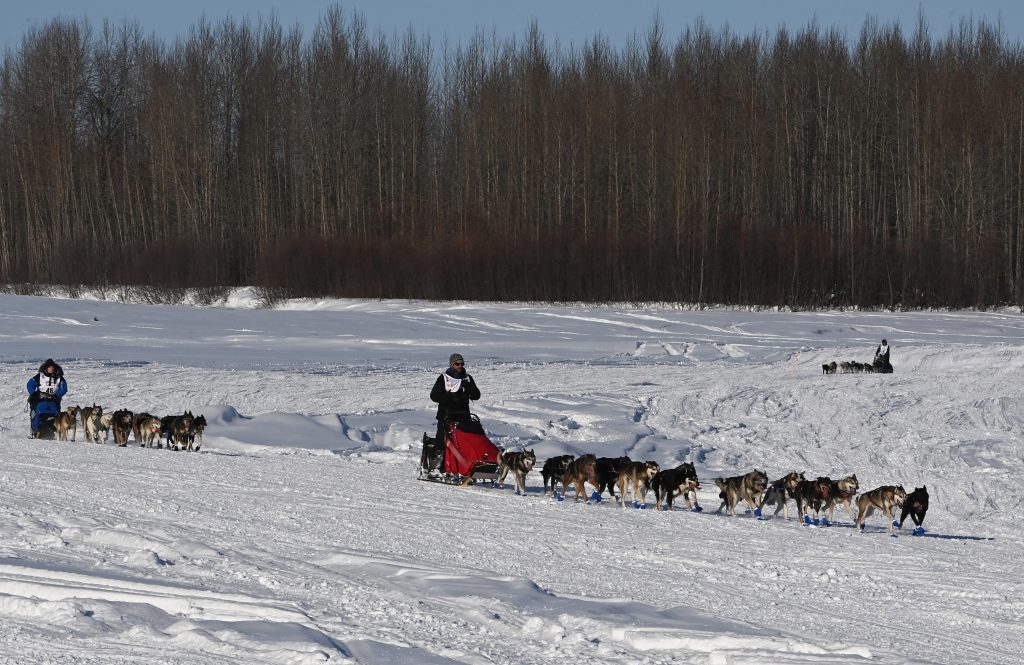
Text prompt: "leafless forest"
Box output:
[[2, 9, 1023, 307]]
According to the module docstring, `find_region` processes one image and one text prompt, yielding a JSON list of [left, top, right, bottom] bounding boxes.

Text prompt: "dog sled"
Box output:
[[28, 396, 60, 440], [420, 414, 501, 485]]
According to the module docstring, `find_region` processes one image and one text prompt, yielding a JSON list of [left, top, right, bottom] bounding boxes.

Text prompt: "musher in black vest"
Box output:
[[422, 353, 481, 474]]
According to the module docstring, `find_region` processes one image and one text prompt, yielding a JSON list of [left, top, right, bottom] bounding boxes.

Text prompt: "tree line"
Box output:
[[2, 8, 1023, 308]]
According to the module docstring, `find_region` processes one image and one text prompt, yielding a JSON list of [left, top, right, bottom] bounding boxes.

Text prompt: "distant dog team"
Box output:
[[35, 404, 206, 451]]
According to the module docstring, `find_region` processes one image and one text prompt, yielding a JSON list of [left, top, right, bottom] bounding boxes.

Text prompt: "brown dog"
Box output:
[[135, 415, 163, 448], [54, 406, 80, 441], [795, 476, 833, 524], [558, 454, 597, 503], [825, 474, 859, 523], [131, 412, 157, 444], [616, 461, 660, 508], [856, 485, 907, 535], [172, 411, 194, 450]]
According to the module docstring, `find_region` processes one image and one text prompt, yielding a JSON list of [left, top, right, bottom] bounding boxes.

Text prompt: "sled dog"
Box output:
[[80, 405, 103, 442], [594, 456, 632, 500], [898, 486, 929, 530], [54, 405, 80, 441], [795, 476, 833, 523], [856, 485, 907, 535], [714, 469, 768, 516], [825, 474, 859, 522], [135, 415, 163, 448], [497, 449, 536, 494], [162, 411, 194, 450], [652, 462, 700, 511], [757, 471, 806, 519], [541, 455, 574, 494], [559, 454, 597, 503], [131, 412, 157, 444], [616, 461, 660, 508], [111, 409, 134, 447], [94, 413, 114, 443], [188, 414, 207, 451]]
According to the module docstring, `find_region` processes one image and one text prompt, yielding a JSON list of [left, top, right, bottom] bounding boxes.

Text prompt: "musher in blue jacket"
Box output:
[[27, 358, 68, 438]]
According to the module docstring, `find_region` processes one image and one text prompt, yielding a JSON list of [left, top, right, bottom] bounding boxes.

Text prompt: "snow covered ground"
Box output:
[[2, 292, 1023, 664]]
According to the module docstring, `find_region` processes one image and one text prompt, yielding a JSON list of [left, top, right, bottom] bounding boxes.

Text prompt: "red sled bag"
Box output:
[[443, 415, 500, 480]]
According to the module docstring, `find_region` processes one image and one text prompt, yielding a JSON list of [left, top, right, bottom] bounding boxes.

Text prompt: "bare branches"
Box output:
[[1, 13, 1023, 307]]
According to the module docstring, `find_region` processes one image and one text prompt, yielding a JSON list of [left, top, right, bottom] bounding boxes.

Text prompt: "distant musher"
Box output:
[[873, 339, 893, 373]]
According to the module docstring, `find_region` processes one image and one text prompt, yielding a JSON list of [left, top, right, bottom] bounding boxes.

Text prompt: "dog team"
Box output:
[[52, 404, 206, 451], [823, 338, 894, 374], [499, 450, 928, 535]]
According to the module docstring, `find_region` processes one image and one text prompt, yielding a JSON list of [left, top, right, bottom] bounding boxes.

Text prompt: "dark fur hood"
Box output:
[[38, 359, 63, 378]]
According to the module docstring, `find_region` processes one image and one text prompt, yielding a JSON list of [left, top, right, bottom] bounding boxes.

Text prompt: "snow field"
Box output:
[[2, 294, 1024, 663]]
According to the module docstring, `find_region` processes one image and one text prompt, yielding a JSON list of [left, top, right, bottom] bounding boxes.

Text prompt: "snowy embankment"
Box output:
[[1, 293, 1023, 664]]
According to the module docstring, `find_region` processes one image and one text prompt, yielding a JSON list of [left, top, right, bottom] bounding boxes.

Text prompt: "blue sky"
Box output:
[[3, 1, 1022, 53]]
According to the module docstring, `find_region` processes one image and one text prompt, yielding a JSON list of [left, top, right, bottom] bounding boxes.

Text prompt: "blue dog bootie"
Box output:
[[590, 491, 603, 503]]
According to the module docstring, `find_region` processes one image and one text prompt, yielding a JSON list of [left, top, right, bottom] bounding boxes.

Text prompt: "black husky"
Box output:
[[540, 455, 574, 494], [652, 462, 701, 511], [898, 486, 929, 530], [594, 456, 632, 500]]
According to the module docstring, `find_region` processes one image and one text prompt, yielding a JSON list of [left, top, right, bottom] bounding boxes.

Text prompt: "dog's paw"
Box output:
[[913, 527, 926, 536]]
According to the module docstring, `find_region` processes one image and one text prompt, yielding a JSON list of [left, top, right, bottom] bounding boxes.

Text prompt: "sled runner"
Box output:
[[420, 414, 500, 485]]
